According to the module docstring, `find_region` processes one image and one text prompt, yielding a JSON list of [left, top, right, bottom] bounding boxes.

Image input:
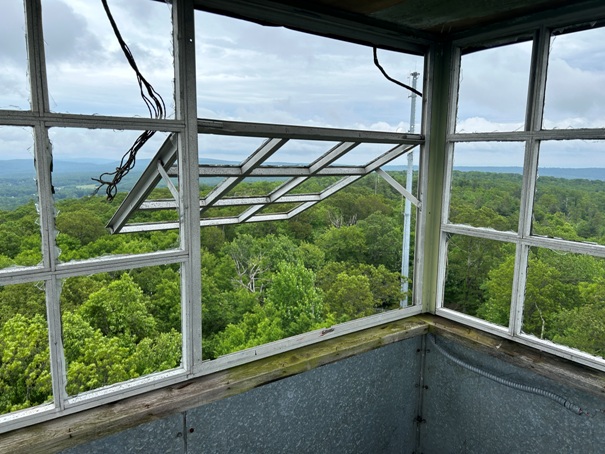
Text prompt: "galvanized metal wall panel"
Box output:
[[187, 338, 421, 454], [421, 336, 605, 454], [60, 413, 185, 454], [60, 337, 421, 454], [58, 334, 605, 454]]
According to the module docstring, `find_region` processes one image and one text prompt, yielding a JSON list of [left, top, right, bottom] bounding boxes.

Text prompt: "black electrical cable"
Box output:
[[373, 47, 422, 98], [93, 0, 166, 201], [100, 0, 165, 119]]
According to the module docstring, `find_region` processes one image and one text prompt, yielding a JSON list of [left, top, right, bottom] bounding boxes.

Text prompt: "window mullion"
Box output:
[[173, 0, 202, 372], [435, 45, 461, 311], [422, 42, 458, 313], [24, 0, 49, 114], [25, 0, 68, 408], [510, 27, 551, 336], [525, 27, 550, 133]]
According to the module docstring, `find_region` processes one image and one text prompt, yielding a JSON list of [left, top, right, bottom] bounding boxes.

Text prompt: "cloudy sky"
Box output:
[[0, 0, 604, 167]]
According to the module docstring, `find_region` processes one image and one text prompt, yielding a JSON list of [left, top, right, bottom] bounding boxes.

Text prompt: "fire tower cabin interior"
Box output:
[[2, 0, 605, 452]]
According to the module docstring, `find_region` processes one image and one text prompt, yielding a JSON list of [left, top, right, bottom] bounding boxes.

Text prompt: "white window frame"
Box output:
[[0, 0, 201, 433], [4, 0, 604, 436], [436, 24, 605, 372], [0, 0, 426, 432]]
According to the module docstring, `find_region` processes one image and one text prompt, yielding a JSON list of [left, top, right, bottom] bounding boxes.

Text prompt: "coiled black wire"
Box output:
[[93, 0, 166, 201]]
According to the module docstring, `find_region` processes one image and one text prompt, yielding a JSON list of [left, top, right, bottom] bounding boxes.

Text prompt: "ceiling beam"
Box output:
[[191, 0, 433, 54]]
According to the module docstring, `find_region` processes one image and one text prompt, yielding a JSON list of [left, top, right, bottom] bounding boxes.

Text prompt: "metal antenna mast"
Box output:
[[401, 71, 419, 306]]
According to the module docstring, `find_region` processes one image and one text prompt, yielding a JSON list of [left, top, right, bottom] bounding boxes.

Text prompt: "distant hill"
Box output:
[[378, 165, 605, 181], [0, 158, 245, 179], [0, 159, 138, 178], [0, 159, 603, 210], [454, 166, 605, 181], [0, 159, 603, 180]]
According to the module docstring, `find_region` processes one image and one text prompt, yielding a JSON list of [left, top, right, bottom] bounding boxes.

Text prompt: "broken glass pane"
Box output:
[[42, 0, 174, 117]]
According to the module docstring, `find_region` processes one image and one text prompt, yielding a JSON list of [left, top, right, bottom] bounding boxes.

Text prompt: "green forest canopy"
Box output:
[[0, 169, 604, 414]]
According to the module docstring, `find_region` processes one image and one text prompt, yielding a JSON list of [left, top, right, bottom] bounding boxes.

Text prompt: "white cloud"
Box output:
[[455, 117, 524, 133], [543, 29, 605, 125], [42, 0, 174, 117], [195, 11, 422, 130], [457, 41, 532, 130], [0, 126, 34, 160], [1, 1, 604, 171]]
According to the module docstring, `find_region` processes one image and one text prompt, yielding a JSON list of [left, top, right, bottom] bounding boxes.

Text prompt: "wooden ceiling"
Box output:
[[305, 0, 577, 34], [194, 0, 605, 54]]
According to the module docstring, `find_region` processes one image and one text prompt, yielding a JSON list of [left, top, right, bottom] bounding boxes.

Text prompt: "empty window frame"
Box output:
[[0, 0, 427, 432], [0, 0, 197, 433], [41, 0, 175, 117], [438, 25, 605, 371], [194, 10, 423, 131], [111, 117, 426, 369], [109, 8, 428, 371]]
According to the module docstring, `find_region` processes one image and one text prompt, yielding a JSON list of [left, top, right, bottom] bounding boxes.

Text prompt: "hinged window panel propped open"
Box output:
[[106, 119, 423, 234]]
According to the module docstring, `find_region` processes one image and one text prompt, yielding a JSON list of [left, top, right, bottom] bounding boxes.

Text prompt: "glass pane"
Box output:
[[0, 127, 41, 269], [0, 281, 52, 414], [444, 234, 515, 326], [42, 0, 174, 117], [290, 176, 341, 195], [456, 41, 532, 132], [523, 248, 605, 357], [330, 143, 399, 167], [264, 140, 340, 166], [49, 128, 179, 262], [0, 1, 29, 110], [448, 142, 524, 231], [533, 141, 605, 246], [225, 178, 286, 198], [195, 11, 423, 131], [199, 134, 266, 165], [61, 266, 182, 397], [543, 27, 605, 129], [385, 151, 419, 196]]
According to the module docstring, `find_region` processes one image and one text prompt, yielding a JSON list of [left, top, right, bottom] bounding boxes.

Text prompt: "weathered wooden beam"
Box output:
[[188, 0, 433, 54]]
